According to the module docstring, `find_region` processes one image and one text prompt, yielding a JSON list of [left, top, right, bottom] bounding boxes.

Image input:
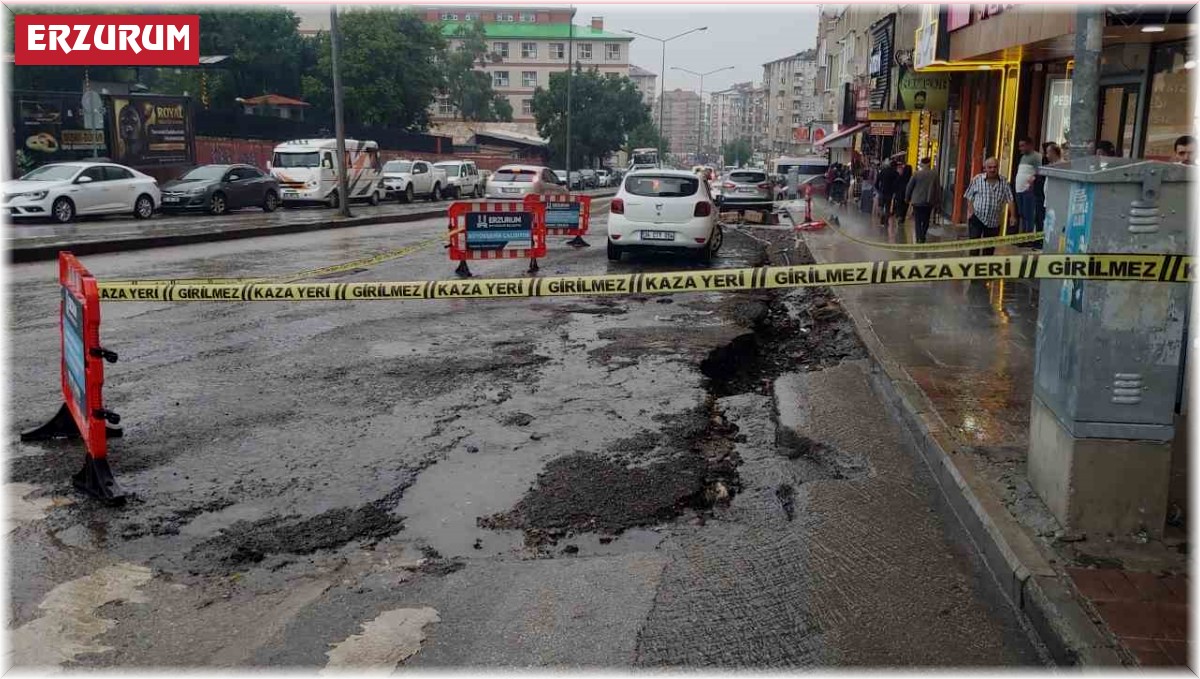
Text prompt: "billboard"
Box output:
[[894, 67, 952, 111], [108, 94, 194, 166], [12, 92, 108, 171]]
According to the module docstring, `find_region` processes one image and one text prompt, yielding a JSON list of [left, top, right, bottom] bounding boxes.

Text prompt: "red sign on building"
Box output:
[[14, 15, 199, 66]]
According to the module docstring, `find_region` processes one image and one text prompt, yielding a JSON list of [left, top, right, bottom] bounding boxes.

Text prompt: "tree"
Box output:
[[532, 65, 650, 167], [302, 8, 446, 130], [721, 138, 753, 167], [442, 21, 513, 122], [626, 122, 668, 155]]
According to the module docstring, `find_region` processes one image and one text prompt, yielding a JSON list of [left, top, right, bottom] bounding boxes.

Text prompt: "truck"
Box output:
[[381, 159, 448, 203], [629, 147, 660, 170], [269, 138, 384, 208]]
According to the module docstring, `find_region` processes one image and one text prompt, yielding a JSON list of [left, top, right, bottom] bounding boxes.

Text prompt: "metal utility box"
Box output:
[[1035, 158, 1193, 441]]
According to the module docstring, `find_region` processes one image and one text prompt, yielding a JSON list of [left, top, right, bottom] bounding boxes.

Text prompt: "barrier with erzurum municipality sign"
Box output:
[[22, 252, 125, 504], [447, 200, 547, 278], [524, 193, 592, 248]]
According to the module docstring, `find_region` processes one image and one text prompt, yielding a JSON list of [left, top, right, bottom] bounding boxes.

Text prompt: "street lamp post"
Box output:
[[622, 26, 707, 163], [671, 65, 733, 163]]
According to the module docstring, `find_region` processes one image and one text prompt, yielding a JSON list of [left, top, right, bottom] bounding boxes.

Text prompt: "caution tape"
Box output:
[[96, 253, 1192, 302], [103, 237, 441, 286]]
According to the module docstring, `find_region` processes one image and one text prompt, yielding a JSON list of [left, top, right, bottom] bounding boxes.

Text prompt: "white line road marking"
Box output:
[[8, 562, 152, 670], [321, 607, 441, 673]]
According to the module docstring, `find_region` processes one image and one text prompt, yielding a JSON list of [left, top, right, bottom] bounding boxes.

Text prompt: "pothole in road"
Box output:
[[478, 400, 741, 549]]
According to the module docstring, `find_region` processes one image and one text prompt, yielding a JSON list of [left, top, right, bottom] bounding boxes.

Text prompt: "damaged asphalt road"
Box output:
[[7, 210, 1047, 668]]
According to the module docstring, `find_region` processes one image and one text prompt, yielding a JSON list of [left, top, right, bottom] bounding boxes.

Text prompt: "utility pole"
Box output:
[[671, 65, 733, 164], [566, 8, 574, 184], [330, 4, 352, 217], [623, 26, 707, 165], [1067, 6, 1102, 159]]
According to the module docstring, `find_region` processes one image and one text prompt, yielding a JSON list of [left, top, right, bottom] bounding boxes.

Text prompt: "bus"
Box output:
[[629, 147, 660, 170]]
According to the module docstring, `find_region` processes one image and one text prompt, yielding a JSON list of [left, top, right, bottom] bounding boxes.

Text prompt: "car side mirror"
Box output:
[[76, 175, 93, 184], [266, 161, 273, 170]]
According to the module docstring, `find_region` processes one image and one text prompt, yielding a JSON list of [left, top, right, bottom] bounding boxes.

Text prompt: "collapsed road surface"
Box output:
[[7, 206, 1050, 668]]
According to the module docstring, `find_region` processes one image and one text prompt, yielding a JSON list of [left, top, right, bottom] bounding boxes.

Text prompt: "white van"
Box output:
[[773, 155, 829, 187], [269, 139, 384, 208]]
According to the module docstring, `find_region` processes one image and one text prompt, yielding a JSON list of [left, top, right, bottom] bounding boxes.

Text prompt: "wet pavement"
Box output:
[[8, 206, 1046, 669]]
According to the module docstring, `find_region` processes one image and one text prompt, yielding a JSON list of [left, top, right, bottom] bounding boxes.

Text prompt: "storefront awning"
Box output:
[[816, 123, 869, 150]]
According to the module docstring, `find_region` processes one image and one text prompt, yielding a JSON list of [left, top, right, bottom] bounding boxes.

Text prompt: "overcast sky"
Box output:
[[285, 3, 820, 93]]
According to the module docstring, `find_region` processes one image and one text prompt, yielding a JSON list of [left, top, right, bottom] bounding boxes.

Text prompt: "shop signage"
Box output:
[[870, 121, 896, 136], [915, 4, 949, 69], [107, 94, 194, 166], [13, 92, 109, 167], [946, 4, 972, 31], [794, 127, 810, 142], [855, 84, 870, 122], [895, 67, 951, 111], [1043, 78, 1072, 147]]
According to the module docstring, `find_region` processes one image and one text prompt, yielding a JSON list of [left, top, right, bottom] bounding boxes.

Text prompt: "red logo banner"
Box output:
[[14, 15, 199, 66]]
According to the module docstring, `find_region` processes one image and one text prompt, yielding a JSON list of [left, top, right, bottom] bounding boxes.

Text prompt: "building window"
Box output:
[[519, 12, 535, 22], [493, 71, 509, 88], [578, 43, 593, 60], [521, 42, 537, 59], [522, 71, 537, 87], [522, 99, 534, 115], [464, 12, 479, 21], [551, 43, 565, 59], [440, 12, 458, 20], [437, 99, 455, 116], [606, 43, 621, 61], [497, 12, 514, 22], [493, 42, 509, 58]]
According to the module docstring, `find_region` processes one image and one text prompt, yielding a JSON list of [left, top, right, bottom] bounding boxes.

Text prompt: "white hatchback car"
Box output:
[[2, 162, 160, 223], [607, 169, 722, 263]]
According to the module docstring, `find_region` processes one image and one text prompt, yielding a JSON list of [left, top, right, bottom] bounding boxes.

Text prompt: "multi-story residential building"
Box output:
[[710, 81, 760, 154], [418, 8, 633, 136], [661, 88, 701, 157], [762, 49, 819, 159], [628, 64, 658, 112]]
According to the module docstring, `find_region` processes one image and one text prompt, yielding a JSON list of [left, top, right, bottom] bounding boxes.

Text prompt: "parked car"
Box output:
[[2, 161, 159, 223], [486, 165, 569, 199], [382, 159, 447, 203], [717, 168, 775, 211], [270, 138, 382, 208], [579, 169, 598, 189], [160, 164, 280, 214], [554, 169, 570, 186], [596, 168, 613, 187], [607, 168, 722, 264], [434, 160, 482, 199]]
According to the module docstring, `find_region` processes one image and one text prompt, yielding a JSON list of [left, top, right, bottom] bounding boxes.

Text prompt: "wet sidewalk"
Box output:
[[789, 198, 1190, 669]]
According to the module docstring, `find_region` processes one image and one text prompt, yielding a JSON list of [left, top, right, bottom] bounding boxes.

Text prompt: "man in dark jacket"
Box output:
[[905, 157, 941, 243], [875, 159, 899, 227]]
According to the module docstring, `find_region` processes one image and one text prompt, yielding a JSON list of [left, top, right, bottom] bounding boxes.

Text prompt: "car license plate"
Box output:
[[502, 187, 520, 193], [283, 191, 299, 197], [162, 196, 178, 203], [738, 187, 757, 193], [642, 230, 675, 241]]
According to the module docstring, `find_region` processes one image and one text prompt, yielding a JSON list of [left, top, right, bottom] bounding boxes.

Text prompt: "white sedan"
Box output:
[[2, 162, 160, 223], [607, 168, 722, 264]]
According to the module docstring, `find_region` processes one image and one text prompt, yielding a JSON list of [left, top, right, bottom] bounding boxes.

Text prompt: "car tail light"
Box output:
[[611, 197, 624, 214], [723, 181, 735, 189], [694, 201, 712, 217], [611, 234, 622, 240], [757, 182, 771, 190]]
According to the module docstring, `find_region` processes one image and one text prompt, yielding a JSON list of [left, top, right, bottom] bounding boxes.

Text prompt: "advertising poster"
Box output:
[[894, 67, 951, 111], [545, 202, 583, 230], [109, 95, 194, 166], [465, 211, 534, 251], [13, 93, 107, 170], [62, 288, 88, 427]]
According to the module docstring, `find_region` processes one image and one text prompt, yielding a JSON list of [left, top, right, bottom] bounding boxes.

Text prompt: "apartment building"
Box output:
[[762, 49, 819, 158], [629, 64, 658, 111], [661, 88, 701, 157], [421, 7, 633, 134], [710, 81, 759, 151]]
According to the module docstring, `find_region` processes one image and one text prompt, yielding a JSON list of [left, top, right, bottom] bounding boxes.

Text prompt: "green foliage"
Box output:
[[532, 65, 650, 167], [720, 138, 753, 166], [302, 8, 446, 130], [442, 21, 513, 122], [626, 122, 668, 156]]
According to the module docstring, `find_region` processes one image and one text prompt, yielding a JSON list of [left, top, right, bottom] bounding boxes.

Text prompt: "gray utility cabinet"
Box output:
[[1035, 158, 1193, 441]]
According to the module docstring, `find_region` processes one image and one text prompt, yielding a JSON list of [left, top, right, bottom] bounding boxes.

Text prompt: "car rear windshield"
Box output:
[[494, 169, 536, 183], [624, 175, 699, 197], [730, 171, 767, 184]]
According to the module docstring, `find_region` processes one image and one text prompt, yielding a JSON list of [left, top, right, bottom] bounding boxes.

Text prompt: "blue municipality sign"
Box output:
[[465, 211, 534, 251], [62, 288, 87, 421], [545, 201, 582, 229]]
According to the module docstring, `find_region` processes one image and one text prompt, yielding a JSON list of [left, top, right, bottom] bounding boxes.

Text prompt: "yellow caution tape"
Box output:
[[103, 237, 441, 286], [96, 253, 1192, 302]]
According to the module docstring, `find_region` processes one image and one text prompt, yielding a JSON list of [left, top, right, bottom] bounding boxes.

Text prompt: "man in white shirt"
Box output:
[[1013, 137, 1041, 233]]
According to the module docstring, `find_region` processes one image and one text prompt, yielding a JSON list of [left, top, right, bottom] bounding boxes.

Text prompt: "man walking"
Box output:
[[875, 159, 899, 228], [1013, 137, 1041, 233], [905, 157, 941, 243], [964, 157, 1015, 256]]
